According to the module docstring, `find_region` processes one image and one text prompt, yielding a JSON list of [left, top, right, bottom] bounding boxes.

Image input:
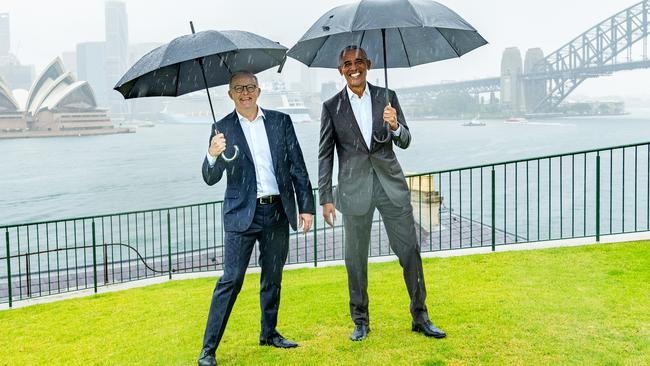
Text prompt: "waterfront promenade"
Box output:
[[0, 127, 133, 139]]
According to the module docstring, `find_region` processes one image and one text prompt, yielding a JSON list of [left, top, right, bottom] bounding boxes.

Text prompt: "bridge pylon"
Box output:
[[500, 47, 525, 115]]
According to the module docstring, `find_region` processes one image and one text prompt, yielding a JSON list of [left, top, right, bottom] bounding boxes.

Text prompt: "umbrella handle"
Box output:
[[212, 123, 240, 162], [372, 124, 392, 144], [221, 145, 240, 162]]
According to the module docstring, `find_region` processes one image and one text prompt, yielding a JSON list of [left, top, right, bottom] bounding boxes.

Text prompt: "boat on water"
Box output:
[[462, 115, 485, 126], [275, 93, 312, 123], [504, 117, 528, 124], [116, 120, 155, 128]]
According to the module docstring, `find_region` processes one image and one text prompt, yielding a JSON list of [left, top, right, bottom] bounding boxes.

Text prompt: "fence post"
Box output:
[[596, 155, 601, 242], [5, 229, 12, 308], [103, 242, 109, 285], [491, 167, 496, 252], [167, 211, 172, 280], [25, 252, 30, 297], [313, 192, 318, 268], [92, 221, 98, 293]]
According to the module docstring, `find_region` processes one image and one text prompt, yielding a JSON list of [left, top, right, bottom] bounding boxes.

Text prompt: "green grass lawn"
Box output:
[[1, 241, 649, 365]]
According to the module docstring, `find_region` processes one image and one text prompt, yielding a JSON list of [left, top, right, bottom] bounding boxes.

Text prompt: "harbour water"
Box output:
[[2, 109, 650, 226]]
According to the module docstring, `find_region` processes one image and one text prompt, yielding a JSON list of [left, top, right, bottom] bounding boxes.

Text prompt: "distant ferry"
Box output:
[[504, 117, 528, 124], [275, 93, 312, 123], [116, 119, 155, 128], [462, 114, 485, 126]]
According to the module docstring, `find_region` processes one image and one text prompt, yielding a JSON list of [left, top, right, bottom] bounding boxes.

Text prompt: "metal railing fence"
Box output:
[[2, 141, 649, 307]]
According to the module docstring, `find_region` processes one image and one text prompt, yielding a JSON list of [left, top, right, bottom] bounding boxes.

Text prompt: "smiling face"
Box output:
[[338, 47, 371, 93], [228, 73, 261, 114]]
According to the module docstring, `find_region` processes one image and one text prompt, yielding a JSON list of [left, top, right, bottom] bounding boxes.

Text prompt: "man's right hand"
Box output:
[[208, 133, 226, 157], [322, 203, 337, 227]]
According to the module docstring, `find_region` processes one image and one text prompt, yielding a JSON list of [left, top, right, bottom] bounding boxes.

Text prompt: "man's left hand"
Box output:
[[384, 104, 398, 130], [299, 213, 313, 234]]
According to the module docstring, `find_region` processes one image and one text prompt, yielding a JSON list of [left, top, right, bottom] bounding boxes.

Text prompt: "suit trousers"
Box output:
[[201, 200, 289, 353], [343, 172, 429, 326]]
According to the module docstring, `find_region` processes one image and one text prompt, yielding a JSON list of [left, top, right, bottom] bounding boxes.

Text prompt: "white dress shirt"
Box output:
[[346, 83, 401, 149], [206, 107, 280, 198]]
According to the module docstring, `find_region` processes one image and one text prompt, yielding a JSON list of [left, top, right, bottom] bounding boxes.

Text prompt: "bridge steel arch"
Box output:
[[531, 0, 650, 112]]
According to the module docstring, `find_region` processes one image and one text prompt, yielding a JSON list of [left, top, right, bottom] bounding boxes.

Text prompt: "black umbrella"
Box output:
[[287, 0, 487, 142], [114, 23, 287, 161]]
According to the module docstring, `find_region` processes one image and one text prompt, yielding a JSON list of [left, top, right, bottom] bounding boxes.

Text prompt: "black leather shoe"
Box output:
[[412, 320, 446, 338], [197, 349, 217, 366], [259, 334, 298, 348], [350, 324, 370, 341]]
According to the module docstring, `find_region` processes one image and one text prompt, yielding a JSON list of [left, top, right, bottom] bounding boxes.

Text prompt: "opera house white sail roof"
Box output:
[[1, 57, 131, 138], [0, 75, 20, 114], [25, 57, 100, 115]]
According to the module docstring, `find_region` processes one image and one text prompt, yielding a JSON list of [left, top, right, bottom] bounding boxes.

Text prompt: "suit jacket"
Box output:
[[202, 108, 315, 232], [318, 83, 411, 216]]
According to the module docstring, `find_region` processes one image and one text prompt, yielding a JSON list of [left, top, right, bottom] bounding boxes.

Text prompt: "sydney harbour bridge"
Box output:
[[397, 0, 650, 115]]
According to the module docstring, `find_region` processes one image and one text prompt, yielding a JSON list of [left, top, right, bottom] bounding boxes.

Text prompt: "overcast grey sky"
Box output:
[[2, 0, 649, 97]]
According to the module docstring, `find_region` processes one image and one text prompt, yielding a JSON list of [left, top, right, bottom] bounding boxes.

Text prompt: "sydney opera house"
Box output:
[[0, 57, 129, 138], [0, 74, 23, 131]]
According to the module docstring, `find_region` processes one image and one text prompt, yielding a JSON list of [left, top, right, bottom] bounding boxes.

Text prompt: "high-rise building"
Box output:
[[0, 55, 34, 91], [320, 81, 338, 102], [61, 51, 77, 75], [0, 13, 9, 56], [300, 65, 317, 93], [0, 13, 34, 90], [77, 42, 108, 108], [105, 1, 128, 115]]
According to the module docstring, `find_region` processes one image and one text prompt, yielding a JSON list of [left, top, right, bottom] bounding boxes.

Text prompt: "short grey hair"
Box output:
[[339, 45, 368, 64], [229, 71, 258, 88]]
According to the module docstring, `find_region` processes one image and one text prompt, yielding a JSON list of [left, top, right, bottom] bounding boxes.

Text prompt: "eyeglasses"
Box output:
[[231, 84, 258, 94]]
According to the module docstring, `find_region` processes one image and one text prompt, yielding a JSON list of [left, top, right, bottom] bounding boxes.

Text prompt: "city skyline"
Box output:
[[0, 0, 649, 99]]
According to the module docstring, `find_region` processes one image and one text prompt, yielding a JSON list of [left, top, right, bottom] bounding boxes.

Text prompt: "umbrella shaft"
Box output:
[[381, 28, 388, 104], [189, 21, 218, 126], [198, 60, 218, 126]]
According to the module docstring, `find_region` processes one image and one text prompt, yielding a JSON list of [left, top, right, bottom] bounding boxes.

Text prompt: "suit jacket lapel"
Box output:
[[225, 110, 254, 163], [338, 89, 369, 152]]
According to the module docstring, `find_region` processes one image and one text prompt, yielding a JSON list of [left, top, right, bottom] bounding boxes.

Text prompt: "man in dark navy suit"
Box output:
[[198, 71, 315, 366]]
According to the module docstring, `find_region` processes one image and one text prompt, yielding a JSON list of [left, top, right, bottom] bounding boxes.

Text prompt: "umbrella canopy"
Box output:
[[287, 0, 487, 143], [114, 26, 287, 162], [287, 0, 487, 69], [114, 29, 287, 99]]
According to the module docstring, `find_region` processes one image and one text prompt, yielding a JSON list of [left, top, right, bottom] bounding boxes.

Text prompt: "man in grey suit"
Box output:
[[319, 46, 446, 341]]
